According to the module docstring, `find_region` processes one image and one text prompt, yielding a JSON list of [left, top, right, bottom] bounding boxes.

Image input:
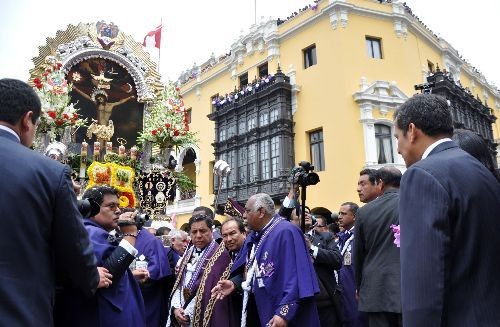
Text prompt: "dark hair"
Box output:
[[328, 222, 340, 234], [341, 202, 359, 216], [377, 166, 402, 187], [156, 226, 171, 236], [394, 94, 453, 137], [188, 213, 214, 230], [82, 185, 119, 206], [193, 206, 214, 220], [359, 168, 378, 185], [0, 78, 41, 124], [452, 129, 500, 183], [222, 217, 246, 233]]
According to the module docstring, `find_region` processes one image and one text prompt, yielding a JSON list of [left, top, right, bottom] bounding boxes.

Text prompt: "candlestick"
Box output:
[[119, 145, 125, 158], [106, 141, 113, 154], [79, 141, 88, 179], [93, 142, 100, 161], [130, 145, 137, 160]]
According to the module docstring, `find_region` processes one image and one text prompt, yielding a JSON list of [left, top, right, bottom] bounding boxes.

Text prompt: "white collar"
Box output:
[[0, 125, 20, 142], [422, 138, 452, 160]]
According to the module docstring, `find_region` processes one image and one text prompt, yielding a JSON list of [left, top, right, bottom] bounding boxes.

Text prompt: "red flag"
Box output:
[[143, 25, 162, 48]]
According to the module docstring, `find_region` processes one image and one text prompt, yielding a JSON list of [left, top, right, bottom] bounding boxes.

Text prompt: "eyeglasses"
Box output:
[[101, 203, 120, 210], [316, 225, 326, 228]]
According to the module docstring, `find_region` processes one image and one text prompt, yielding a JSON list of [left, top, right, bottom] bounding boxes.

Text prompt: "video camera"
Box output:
[[77, 198, 101, 218], [117, 212, 150, 229], [290, 161, 320, 187]]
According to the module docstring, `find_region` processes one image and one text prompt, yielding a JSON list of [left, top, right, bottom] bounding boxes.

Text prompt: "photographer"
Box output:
[[122, 207, 174, 327], [280, 176, 343, 327], [55, 185, 145, 327]]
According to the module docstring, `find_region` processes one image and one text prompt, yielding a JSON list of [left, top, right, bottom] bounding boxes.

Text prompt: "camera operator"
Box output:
[[55, 185, 145, 327], [280, 182, 343, 327], [121, 207, 174, 327]]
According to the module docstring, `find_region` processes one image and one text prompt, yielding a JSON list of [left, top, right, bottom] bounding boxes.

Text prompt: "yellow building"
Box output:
[[170, 0, 499, 225]]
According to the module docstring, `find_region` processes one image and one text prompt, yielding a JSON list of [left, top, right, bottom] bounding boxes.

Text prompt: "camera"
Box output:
[[118, 212, 150, 229], [77, 198, 100, 218], [290, 161, 320, 187]]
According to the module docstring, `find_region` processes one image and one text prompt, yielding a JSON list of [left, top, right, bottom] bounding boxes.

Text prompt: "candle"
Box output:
[[106, 142, 113, 154], [119, 144, 125, 158], [79, 141, 88, 179], [93, 142, 100, 160], [130, 145, 137, 161], [81, 141, 88, 158]]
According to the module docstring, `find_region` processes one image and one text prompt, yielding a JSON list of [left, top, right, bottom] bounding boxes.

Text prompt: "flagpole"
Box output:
[[158, 18, 162, 73], [254, 0, 257, 24]]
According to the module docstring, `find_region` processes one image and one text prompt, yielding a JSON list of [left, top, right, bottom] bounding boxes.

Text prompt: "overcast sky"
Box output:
[[0, 0, 498, 88]]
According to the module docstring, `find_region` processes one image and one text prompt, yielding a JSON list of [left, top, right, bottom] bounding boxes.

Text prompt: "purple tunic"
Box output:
[[83, 220, 146, 326], [234, 216, 321, 326], [169, 240, 233, 327], [135, 229, 172, 327]]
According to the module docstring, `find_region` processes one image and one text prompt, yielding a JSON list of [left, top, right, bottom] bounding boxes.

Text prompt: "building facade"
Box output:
[[169, 0, 500, 223]]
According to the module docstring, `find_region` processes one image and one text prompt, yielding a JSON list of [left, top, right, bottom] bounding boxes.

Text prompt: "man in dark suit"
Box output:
[[394, 94, 500, 326], [354, 166, 402, 326], [0, 78, 102, 326]]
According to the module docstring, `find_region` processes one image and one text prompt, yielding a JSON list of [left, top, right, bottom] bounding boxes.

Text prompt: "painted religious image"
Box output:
[[68, 57, 143, 145]]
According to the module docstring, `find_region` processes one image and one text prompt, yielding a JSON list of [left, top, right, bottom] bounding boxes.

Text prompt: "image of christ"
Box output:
[[68, 58, 144, 146]]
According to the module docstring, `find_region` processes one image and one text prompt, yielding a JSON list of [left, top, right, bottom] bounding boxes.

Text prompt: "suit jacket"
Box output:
[[0, 129, 99, 326], [309, 230, 342, 307], [354, 189, 401, 313], [399, 141, 500, 326]]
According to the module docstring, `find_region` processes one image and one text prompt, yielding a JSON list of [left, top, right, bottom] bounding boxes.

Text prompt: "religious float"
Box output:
[[29, 22, 199, 224]]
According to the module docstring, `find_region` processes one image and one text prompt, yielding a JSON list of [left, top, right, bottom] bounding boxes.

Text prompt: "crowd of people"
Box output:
[[1, 77, 499, 327]]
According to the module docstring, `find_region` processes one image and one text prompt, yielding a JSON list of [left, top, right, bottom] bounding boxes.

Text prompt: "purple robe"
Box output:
[[169, 239, 233, 327], [135, 229, 172, 327], [233, 215, 321, 326], [62, 220, 145, 327]]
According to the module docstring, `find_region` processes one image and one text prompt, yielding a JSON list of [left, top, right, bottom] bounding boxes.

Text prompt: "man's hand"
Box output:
[[97, 267, 112, 288], [211, 280, 235, 300], [174, 307, 190, 326], [267, 315, 288, 327], [132, 268, 149, 283]]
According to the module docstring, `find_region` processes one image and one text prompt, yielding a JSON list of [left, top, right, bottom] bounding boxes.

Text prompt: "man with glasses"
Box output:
[[56, 185, 146, 326]]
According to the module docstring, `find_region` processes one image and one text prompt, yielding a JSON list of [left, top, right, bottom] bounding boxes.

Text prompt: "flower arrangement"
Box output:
[[138, 82, 197, 149], [391, 224, 400, 247], [86, 161, 137, 208], [33, 56, 86, 139]]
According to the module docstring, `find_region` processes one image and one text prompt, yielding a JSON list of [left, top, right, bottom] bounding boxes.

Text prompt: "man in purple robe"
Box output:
[[133, 222, 173, 327], [213, 193, 320, 327], [167, 212, 233, 327], [55, 185, 146, 326]]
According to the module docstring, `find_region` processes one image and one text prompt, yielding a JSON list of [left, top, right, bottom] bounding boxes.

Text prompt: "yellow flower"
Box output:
[[118, 195, 130, 208]]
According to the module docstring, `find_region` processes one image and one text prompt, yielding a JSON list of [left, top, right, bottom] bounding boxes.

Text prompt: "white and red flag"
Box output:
[[143, 25, 162, 49]]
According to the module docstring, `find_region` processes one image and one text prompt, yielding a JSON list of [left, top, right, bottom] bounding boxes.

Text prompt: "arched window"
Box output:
[[375, 124, 394, 164]]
